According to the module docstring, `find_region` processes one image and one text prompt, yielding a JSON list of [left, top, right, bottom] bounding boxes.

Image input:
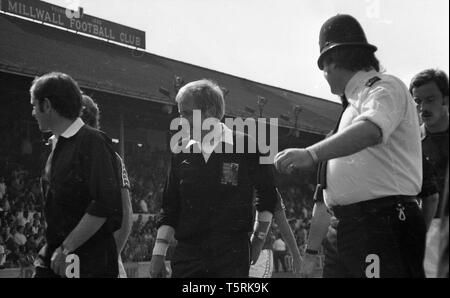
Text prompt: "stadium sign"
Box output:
[[0, 0, 146, 49]]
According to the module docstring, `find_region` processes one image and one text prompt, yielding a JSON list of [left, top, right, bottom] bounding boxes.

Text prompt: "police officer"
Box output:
[[275, 14, 426, 278]]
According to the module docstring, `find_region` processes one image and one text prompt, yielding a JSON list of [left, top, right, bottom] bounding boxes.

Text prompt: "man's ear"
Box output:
[[443, 95, 449, 107], [42, 98, 52, 112]]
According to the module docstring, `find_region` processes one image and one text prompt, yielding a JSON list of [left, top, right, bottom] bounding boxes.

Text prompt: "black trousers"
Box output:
[[171, 233, 250, 278], [273, 251, 287, 272], [323, 200, 426, 278]]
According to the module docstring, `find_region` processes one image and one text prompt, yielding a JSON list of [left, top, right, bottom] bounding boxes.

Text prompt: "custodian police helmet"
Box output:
[[318, 14, 377, 70]]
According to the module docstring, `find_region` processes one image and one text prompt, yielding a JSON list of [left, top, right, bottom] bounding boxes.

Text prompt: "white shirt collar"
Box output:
[[61, 118, 85, 138], [184, 122, 234, 162], [49, 118, 85, 150], [185, 122, 234, 150], [344, 69, 379, 105]]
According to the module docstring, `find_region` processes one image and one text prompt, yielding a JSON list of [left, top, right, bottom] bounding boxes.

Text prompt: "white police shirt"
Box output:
[[324, 70, 422, 207]]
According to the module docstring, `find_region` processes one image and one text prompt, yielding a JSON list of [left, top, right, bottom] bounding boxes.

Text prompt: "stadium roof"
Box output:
[[0, 13, 341, 134]]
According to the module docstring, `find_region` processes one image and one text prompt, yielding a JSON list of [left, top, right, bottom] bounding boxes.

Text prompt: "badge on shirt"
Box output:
[[220, 162, 239, 186]]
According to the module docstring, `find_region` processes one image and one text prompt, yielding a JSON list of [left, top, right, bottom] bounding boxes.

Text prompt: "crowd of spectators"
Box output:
[[126, 149, 170, 214], [0, 162, 46, 269], [121, 214, 156, 263], [0, 142, 316, 269], [276, 171, 315, 250]]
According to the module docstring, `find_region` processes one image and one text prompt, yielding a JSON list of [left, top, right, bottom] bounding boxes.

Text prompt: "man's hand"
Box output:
[[274, 149, 314, 174], [300, 254, 317, 278], [50, 247, 69, 277], [250, 236, 265, 265], [149, 255, 167, 278]]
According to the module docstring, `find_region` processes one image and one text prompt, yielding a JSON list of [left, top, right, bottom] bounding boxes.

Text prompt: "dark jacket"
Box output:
[[157, 131, 277, 244], [43, 125, 122, 274]]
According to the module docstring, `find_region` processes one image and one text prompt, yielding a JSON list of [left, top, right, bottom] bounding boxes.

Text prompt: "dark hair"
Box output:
[[30, 72, 82, 120], [409, 69, 449, 97], [322, 46, 380, 72], [81, 95, 100, 129]]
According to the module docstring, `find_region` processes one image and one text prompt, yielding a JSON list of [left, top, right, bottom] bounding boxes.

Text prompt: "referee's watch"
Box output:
[[305, 147, 319, 164], [61, 245, 71, 255]]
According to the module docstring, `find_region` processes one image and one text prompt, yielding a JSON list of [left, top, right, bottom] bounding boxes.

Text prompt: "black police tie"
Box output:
[[314, 95, 349, 202]]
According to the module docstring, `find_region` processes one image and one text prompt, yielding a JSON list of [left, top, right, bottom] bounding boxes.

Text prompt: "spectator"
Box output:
[[4, 227, 16, 252], [6, 247, 22, 268], [26, 234, 38, 254], [39, 219, 46, 230], [31, 219, 40, 235], [1, 195, 10, 213], [35, 228, 45, 250], [10, 173, 24, 197], [23, 222, 32, 237], [13, 226, 27, 247], [134, 214, 144, 231], [32, 212, 40, 223], [296, 225, 308, 249], [15, 210, 27, 227], [273, 235, 287, 273], [139, 199, 148, 213], [0, 177, 6, 200], [0, 238, 6, 269], [0, 227, 7, 245]]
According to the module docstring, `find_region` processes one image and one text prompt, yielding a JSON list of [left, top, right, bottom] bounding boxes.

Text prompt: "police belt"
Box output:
[[330, 195, 418, 219]]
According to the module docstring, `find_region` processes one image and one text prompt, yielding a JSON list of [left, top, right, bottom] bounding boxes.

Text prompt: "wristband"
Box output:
[[152, 241, 169, 256], [255, 211, 273, 222], [306, 147, 319, 164], [61, 244, 71, 255], [156, 238, 170, 245], [157, 226, 173, 240]]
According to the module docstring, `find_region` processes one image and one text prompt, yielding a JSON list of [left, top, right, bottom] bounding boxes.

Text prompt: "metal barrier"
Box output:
[[0, 267, 22, 278], [284, 255, 293, 271], [124, 262, 139, 278]]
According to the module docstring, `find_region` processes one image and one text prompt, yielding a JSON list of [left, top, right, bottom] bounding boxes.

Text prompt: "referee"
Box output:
[[149, 79, 278, 278], [31, 72, 122, 277], [80, 95, 133, 278]]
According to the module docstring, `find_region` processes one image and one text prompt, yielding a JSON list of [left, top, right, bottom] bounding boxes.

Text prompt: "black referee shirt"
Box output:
[[43, 124, 122, 262], [157, 131, 277, 244]]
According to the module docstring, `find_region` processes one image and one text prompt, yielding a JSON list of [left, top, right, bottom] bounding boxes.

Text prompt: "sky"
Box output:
[[43, 0, 449, 102]]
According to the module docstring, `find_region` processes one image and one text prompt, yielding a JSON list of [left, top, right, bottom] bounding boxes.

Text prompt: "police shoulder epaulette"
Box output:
[[366, 76, 381, 87]]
